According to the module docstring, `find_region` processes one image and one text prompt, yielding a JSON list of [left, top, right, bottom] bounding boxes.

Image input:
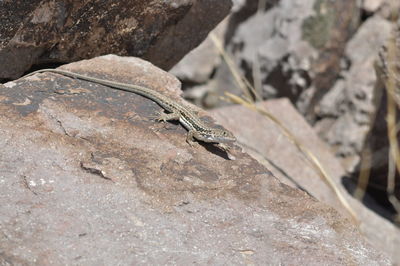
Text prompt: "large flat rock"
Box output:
[[0, 55, 389, 264]]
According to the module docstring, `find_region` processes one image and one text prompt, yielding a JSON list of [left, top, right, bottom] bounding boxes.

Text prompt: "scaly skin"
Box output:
[[23, 69, 236, 146]]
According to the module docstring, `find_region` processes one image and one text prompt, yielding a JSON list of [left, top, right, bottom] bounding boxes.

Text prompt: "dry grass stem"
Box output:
[[210, 32, 261, 102], [354, 147, 372, 200], [210, 12, 370, 223], [257, 0, 268, 13], [385, 30, 400, 220]]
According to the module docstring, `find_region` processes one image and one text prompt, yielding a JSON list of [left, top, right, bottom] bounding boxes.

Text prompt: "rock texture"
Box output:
[[194, 0, 359, 119], [0, 0, 232, 79], [354, 20, 400, 213], [363, 0, 386, 13], [170, 0, 399, 223], [211, 98, 400, 264], [213, 99, 348, 214], [362, 0, 400, 18], [314, 15, 393, 173], [169, 18, 228, 85], [0, 55, 389, 264]]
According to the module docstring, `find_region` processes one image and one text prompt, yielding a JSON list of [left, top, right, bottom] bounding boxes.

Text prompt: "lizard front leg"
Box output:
[[153, 110, 180, 122]]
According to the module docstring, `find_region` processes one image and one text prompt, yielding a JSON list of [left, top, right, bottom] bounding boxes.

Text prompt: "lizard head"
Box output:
[[195, 128, 236, 144]]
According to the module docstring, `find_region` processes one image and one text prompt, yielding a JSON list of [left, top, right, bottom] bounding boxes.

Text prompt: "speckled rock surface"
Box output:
[[211, 98, 400, 264], [194, 0, 359, 119], [0, 55, 390, 264], [314, 15, 393, 173]]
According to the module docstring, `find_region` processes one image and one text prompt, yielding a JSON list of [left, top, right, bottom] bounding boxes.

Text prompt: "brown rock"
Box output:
[[0, 0, 232, 79], [0, 56, 389, 264], [212, 98, 347, 213], [302, 0, 360, 120]]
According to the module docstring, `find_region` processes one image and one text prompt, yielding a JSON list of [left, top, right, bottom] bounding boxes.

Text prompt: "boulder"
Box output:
[[0, 55, 389, 264], [0, 0, 232, 79]]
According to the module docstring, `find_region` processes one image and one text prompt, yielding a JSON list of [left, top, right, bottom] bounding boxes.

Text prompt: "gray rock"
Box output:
[[353, 19, 400, 216], [316, 16, 393, 166], [170, 18, 228, 84], [316, 79, 346, 117], [363, 0, 386, 12], [204, 0, 358, 118], [362, 0, 400, 18], [377, 1, 400, 19]]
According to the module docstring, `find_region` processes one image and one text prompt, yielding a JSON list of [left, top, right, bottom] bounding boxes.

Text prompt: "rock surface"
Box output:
[[0, 55, 390, 264], [211, 98, 400, 264], [355, 20, 400, 213], [0, 0, 232, 79], [168, 0, 400, 222], [363, 0, 385, 12], [198, 0, 359, 119], [314, 15, 393, 173], [362, 0, 400, 18], [213, 99, 348, 214], [169, 18, 228, 84]]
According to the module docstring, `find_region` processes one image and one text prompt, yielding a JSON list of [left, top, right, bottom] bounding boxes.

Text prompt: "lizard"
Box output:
[[23, 69, 236, 148]]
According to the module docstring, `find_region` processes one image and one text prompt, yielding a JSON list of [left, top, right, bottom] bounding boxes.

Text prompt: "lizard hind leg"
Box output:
[[186, 130, 198, 147]]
